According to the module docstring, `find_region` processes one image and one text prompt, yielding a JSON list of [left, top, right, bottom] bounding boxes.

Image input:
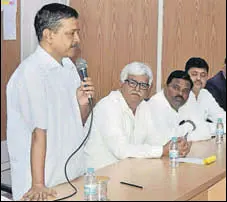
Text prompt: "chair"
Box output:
[[1, 183, 12, 200], [1, 183, 12, 194]]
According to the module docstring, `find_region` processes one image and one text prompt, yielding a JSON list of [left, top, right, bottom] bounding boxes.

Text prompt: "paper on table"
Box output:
[[176, 155, 216, 165], [176, 157, 204, 165]]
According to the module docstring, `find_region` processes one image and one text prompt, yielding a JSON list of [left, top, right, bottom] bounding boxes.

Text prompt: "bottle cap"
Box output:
[[87, 168, 95, 173], [171, 137, 177, 142], [217, 118, 223, 123]]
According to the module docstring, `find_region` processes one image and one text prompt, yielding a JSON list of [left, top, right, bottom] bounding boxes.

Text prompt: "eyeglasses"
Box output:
[[125, 79, 150, 90]]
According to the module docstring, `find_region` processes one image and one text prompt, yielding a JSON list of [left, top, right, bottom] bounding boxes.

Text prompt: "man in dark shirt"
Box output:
[[205, 58, 226, 111]]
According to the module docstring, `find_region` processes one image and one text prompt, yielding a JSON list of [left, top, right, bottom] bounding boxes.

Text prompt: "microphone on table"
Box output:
[[75, 58, 93, 104], [179, 120, 196, 141]]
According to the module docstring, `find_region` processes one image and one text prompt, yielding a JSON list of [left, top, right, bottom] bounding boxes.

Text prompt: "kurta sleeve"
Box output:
[[205, 92, 226, 134], [22, 66, 48, 131]]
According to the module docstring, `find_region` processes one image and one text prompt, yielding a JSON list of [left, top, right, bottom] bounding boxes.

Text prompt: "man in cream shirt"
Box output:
[[6, 4, 95, 201], [84, 62, 190, 170], [144, 70, 211, 147], [185, 57, 226, 134]]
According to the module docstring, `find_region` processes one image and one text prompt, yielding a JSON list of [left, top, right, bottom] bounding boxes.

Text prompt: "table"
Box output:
[[51, 138, 226, 201]]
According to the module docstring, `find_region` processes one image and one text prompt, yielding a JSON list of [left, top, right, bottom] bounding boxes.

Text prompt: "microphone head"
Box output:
[[75, 58, 87, 71], [75, 58, 88, 80]]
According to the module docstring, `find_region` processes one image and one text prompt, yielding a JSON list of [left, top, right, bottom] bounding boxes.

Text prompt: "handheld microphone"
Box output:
[[76, 58, 88, 81], [75, 58, 92, 103], [55, 59, 94, 201]]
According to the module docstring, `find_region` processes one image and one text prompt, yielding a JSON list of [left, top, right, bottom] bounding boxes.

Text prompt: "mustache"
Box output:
[[195, 80, 202, 84], [130, 91, 142, 97], [174, 95, 184, 101], [71, 43, 80, 48]]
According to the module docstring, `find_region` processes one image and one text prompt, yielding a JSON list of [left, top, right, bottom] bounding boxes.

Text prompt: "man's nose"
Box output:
[[74, 33, 80, 43], [135, 84, 140, 91], [196, 74, 201, 80], [178, 90, 183, 96]]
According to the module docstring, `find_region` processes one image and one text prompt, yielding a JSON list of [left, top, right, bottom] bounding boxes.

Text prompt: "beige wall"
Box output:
[[162, 0, 226, 87], [70, 0, 158, 102], [1, 0, 226, 140]]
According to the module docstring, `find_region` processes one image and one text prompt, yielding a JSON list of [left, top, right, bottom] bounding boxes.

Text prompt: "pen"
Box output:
[[120, 181, 143, 189]]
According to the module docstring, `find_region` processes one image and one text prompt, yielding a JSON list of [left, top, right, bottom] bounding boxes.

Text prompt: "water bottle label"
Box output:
[[169, 150, 179, 159], [84, 184, 97, 196], [216, 128, 224, 135]]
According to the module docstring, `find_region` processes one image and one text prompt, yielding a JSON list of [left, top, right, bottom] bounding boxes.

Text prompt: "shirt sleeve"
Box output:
[[22, 66, 48, 131], [206, 82, 223, 109], [93, 102, 163, 160], [205, 91, 226, 134]]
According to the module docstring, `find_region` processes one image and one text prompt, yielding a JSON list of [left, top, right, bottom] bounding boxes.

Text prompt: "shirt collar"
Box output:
[[35, 45, 64, 69], [116, 90, 145, 116], [161, 90, 184, 113]]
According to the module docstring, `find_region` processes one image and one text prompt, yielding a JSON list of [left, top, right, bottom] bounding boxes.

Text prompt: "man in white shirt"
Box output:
[[6, 4, 95, 201], [84, 62, 190, 170], [185, 57, 226, 134], [144, 70, 211, 147]]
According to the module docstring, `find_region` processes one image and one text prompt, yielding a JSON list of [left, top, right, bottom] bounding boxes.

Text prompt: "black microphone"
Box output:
[[75, 58, 92, 103], [76, 58, 88, 81]]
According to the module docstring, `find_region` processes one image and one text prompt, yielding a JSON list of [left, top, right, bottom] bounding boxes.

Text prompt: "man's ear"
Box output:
[[146, 85, 152, 100], [42, 28, 53, 44], [119, 80, 124, 88]]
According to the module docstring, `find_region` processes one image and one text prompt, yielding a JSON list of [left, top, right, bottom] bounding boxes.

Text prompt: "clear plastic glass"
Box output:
[[96, 176, 110, 201]]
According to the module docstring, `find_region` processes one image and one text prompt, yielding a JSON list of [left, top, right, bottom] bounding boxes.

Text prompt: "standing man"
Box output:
[[185, 57, 226, 134], [205, 58, 226, 111], [6, 3, 95, 201]]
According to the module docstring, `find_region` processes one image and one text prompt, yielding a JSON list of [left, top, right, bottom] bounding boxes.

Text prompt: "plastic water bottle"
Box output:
[[84, 168, 97, 201], [216, 118, 224, 144], [169, 137, 179, 168]]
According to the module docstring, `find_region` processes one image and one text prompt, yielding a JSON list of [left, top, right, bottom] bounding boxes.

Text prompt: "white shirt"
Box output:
[[187, 89, 226, 134], [7, 46, 85, 200], [84, 90, 163, 170], [143, 90, 211, 145]]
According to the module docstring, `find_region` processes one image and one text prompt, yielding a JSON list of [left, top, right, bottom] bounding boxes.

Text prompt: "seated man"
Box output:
[[185, 57, 226, 134], [84, 62, 190, 170], [205, 58, 226, 111], [144, 70, 211, 146]]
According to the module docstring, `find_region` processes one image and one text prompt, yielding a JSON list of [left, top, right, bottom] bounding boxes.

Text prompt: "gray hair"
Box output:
[[120, 62, 153, 85]]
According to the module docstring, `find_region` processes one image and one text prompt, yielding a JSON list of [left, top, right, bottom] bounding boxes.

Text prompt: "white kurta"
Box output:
[[84, 91, 163, 170], [187, 89, 226, 134], [7, 46, 85, 200], [143, 90, 212, 146]]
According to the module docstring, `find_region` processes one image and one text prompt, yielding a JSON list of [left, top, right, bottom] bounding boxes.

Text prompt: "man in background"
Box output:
[[205, 58, 226, 111], [84, 62, 191, 170], [6, 3, 94, 201], [185, 57, 226, 134], [144, 70, 211, 147]]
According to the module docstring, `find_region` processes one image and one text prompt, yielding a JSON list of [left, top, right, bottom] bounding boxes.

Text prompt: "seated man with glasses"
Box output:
[[185, 57, 226, 134], [143, 70, 211, 149], [84, 62, 188, 170]]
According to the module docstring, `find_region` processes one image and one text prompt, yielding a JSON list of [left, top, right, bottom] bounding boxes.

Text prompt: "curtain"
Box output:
[[20, 0, 70, 61]]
